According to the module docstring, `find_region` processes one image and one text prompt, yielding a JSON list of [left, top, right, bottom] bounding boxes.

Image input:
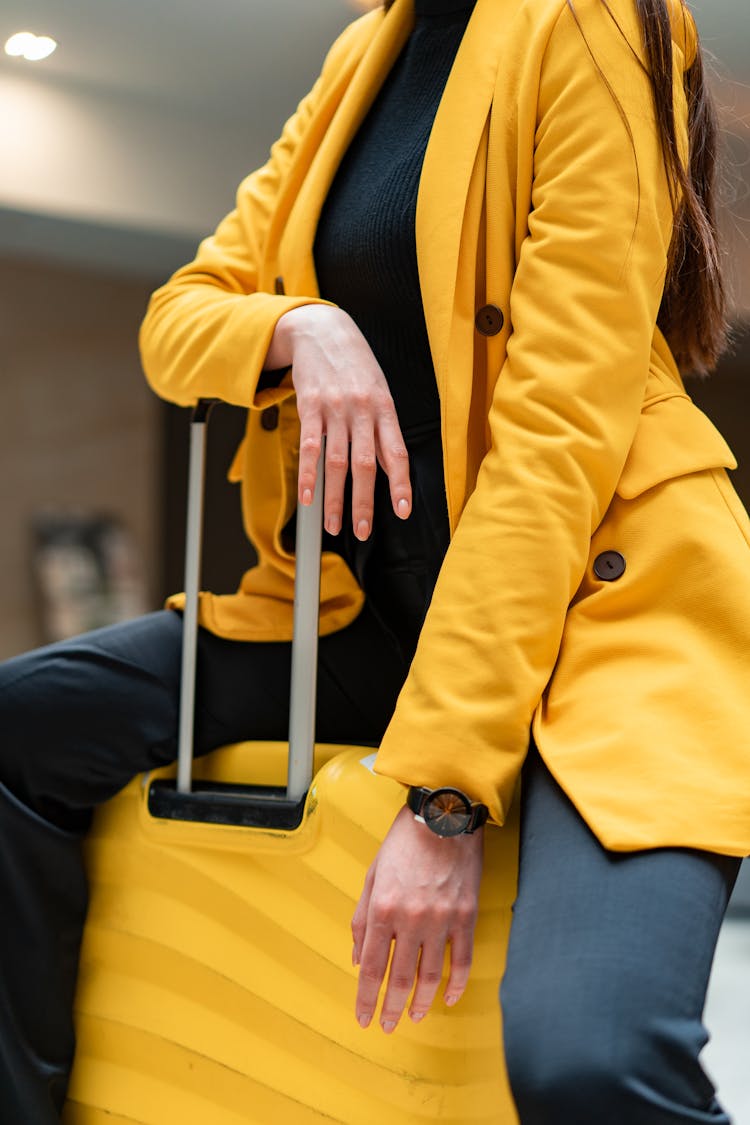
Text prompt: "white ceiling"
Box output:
[[0, 0, 359, 126], [0, 0, 746, 281], [0, 0, 746, 128]]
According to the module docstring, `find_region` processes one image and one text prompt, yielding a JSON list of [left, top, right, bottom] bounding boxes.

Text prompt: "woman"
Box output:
[[2, 0, 748, 1121]]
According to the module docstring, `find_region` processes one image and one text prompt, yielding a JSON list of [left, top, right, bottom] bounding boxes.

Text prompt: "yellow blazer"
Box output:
[[140, 0, 750, 855]]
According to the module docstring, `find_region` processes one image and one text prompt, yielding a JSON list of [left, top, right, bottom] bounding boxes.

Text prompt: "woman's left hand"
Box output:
[[351, 805, 484, 1033]]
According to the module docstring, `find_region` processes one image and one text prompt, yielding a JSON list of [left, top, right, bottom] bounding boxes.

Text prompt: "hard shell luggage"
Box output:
[[63, 403, 520, 1124]]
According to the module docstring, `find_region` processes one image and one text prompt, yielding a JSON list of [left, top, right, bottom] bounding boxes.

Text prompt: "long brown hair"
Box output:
[[382, 0, 728, 374]]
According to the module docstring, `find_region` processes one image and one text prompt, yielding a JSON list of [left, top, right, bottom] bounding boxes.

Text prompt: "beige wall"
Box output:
[[718, 97, 750, 318], [0, 256, 159, 659], [0, 68, 261, 242], [715, 101, 749, 417]]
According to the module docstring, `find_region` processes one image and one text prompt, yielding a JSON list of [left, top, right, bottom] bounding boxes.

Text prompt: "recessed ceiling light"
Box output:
[[4, 31, 58, 62]]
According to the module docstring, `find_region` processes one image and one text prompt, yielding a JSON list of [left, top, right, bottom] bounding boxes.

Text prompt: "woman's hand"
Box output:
[[351, 805, 484, 1033], [265, 305, 412, 539]]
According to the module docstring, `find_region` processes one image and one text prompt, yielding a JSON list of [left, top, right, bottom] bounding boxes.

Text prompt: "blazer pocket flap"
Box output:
[[615, 394, 737, 500]]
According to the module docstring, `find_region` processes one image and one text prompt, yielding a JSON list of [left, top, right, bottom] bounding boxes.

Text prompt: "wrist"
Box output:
[[264, 307, 301, 370], [265, 303, 330, 367]]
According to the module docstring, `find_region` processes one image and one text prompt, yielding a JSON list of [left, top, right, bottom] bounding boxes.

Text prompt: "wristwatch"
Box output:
[[407, 786, 489, 837]]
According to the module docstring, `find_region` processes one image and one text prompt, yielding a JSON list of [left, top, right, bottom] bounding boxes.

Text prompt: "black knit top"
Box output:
[[314, 0, 476, 660], [315, 0, 476, 433]]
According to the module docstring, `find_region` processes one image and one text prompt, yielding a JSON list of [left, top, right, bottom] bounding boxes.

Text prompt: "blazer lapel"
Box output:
[[415, 0, 515, 526], [416, 0, 509, 391], [280, 1, 414, 296]]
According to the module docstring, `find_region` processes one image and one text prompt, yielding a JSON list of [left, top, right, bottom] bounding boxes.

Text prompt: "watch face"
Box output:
[[423, 788, 472, 837]]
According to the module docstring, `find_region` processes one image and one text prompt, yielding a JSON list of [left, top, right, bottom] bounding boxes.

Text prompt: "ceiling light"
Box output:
[[4, 32, 58, 62]]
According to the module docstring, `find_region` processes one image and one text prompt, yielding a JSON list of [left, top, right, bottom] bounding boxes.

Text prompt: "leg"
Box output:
[[500, 743, 740, 1125], [0, 605, 407, 1122], [0, 611, 189, 1124]]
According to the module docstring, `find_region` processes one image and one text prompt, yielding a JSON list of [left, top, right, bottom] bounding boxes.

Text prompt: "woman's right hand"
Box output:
[[264, 305, 412, 540]]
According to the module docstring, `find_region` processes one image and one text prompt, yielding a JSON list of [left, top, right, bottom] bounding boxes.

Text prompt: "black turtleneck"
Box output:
[[315, 0, 476, 434], [313, 0, 477, 659], [415, 0, 477, 14]]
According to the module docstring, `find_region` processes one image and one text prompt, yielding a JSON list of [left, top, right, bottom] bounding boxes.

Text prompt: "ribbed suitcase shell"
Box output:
[[64, 740, 519, 1124]]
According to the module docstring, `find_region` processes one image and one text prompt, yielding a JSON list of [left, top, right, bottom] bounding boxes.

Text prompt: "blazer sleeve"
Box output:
[[374, 0, 682, 824], [138, 18, 367, 410]]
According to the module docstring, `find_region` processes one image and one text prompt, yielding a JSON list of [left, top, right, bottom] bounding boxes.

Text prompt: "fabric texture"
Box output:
[[0, 784, 88, 1123], [501, 743, 740, 1124]]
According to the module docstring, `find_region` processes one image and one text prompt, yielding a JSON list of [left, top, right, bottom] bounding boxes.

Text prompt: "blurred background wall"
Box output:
[[0, 0, 361, 655], [0, 0, 747, 655]]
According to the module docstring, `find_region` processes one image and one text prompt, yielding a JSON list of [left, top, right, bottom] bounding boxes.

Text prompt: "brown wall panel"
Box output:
[[0, 256, 160, 658]]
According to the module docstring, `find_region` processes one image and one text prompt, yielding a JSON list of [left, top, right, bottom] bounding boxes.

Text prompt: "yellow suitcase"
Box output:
[[63, 404, 520, 1124]]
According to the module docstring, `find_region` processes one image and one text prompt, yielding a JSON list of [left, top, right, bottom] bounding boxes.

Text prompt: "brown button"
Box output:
[[593, 551, 626, 581], [475, 304, 504, 337], [260, 405, 279, 431]]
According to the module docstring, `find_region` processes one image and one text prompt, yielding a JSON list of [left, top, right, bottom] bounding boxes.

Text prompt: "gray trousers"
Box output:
[[503, 743, 740, 1124], [0, 610, 740, 1123]]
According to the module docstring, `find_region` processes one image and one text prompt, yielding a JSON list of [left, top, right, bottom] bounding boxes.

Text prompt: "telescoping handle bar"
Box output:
[[149, 398, 325, 829], [286, 465, 325, 803], [176, 398, 214, 795]]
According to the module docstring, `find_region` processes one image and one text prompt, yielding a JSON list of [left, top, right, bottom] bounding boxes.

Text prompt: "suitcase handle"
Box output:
[[175, 398, 216, 795], [148, 398, 326, 829]]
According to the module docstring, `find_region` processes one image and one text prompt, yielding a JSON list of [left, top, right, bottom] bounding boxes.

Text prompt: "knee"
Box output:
[[500, 979, 649, 1125], [503, 1019, 629, 1124]]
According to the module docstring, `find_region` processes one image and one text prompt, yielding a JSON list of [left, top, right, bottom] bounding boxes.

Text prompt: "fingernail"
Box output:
[[352, 947, 359, 967], [410, 1011, 425, 1023], [397, 498, 410, 518], [302, 489, 312, 506], [356, 520, 370, 541], [326, 515, 340, 535], [358, 1013, 371, 1029], [381, 1021, 396, 1034], [445, 994, 460, 1007]]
